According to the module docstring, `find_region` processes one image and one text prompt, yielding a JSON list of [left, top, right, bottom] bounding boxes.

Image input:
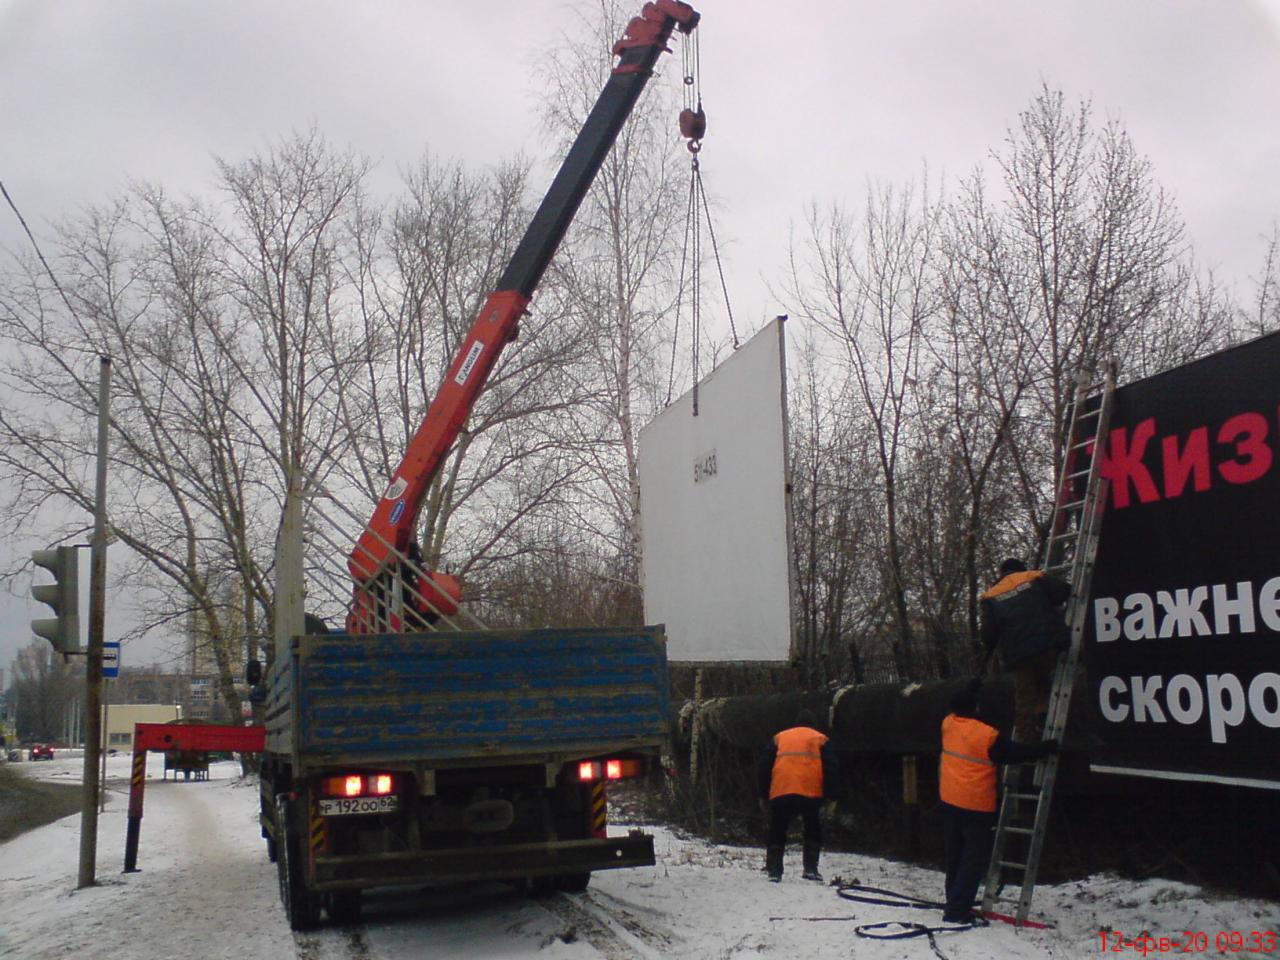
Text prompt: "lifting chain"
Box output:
[[666, 24, 738, 414], [679, 24, 705, 152], [670, 22, 742, 414]]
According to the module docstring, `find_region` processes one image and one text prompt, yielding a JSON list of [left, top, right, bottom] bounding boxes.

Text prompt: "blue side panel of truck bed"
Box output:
[[279, 625, 669, 765]]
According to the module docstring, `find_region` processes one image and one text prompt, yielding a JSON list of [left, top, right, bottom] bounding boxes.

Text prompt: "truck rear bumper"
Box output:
[[312, 831, 655, 891]]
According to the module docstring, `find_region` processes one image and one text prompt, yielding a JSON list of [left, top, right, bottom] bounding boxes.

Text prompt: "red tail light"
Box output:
[[320, 773, 397, 798], [576, 758, 644, 782]]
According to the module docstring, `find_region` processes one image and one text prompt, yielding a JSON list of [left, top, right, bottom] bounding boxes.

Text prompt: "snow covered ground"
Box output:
[[1, 753, 1275, 960]]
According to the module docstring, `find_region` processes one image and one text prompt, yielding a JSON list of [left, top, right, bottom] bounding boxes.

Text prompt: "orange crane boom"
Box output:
[[347, 1, 700, 633]]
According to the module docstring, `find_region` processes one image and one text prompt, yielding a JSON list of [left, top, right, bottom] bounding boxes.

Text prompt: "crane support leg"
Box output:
[[121, 723, 265, 873]]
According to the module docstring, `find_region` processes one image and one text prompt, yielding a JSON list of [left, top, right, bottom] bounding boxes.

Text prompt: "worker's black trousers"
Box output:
[[942, 802, 995, 918], [766, 794, 823, 876]]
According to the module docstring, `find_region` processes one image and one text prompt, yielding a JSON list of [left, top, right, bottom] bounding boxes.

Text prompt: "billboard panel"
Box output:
[[1085, 331, 1280, 789], [638, 318, 794, 663]]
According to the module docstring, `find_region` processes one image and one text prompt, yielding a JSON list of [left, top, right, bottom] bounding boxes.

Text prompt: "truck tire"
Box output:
[[261, 798, 278, 862], [327, 890, 362, 925], [275, 795, 321, 930], [256, 798, 276, 865]]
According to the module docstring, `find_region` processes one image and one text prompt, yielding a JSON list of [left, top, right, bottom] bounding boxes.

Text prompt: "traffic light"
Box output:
[[31, 546, 80, 654]]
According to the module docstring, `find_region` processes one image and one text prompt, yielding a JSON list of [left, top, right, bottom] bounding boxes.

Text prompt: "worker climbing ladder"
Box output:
[[982, 364, 1116, 924]]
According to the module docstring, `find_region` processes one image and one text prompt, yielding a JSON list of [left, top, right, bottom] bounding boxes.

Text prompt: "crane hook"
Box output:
[[679, 106, 706, 153]]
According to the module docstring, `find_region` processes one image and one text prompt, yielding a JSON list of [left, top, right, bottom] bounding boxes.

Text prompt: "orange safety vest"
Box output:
[[939, 714, 999, 813], [978, 569, 1043, 602], [769, 726, 827, 799]]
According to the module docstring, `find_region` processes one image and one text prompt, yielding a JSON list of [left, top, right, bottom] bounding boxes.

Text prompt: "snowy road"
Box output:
[[1, 755, 1275, 959]]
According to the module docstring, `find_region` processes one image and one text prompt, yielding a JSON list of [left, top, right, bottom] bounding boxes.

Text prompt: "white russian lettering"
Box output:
[[1205, 674, 1246, 744], [1165, 674, 1204, 725], [1130, 675, 1167, 723], [1098, 676, 1129, 722], [1260, 577, 1280, 632], [1122, 592, 1157, 641], [1156, 587, 1210, 638], [1212, 581, 1256, 634], [1247, 673, 1280, 729], [1093, 578, 1280, 643], [1095, 597, 1121, 643]]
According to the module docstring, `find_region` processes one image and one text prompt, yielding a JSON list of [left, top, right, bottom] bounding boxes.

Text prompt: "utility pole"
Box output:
[[99, 682, 109, 813], [78, 356, 111, 889]]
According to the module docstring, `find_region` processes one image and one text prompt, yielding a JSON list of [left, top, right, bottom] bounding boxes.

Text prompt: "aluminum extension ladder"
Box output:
[[981, 364, 1116, 924]]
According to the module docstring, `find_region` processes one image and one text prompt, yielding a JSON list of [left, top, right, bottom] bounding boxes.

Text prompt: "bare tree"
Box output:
[[317, 148, 606, 626], [780, 87, 1206, 682], [783, 181, 941, 679], [991, 84, 1187, 552], [536, 0, 691, 613], [788, 330, 884, 684], [933, 170, 1040, 644], [0, 131, 373, 719], [1244, 224, 1280, 337], [10, 642, 81, 743]]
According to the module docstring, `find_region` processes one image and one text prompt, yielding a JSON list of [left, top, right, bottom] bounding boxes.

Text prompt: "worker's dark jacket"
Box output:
[[980, 570, 1071, 668], [756, 727, 841, 801]]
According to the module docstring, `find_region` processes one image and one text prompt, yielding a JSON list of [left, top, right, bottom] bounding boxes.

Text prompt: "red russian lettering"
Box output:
[[1104, 419, 1159, 509], [1217, 412, 1272, 485], [1161, 427, 1210, 499]]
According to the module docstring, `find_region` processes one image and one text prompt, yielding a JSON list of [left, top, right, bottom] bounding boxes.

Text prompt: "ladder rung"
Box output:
[[1057, 498, 1086, 511], [1003, 826, 1034, 836], [999, 860, 1027, 871], [1065, 467, 1093, 480], [1008, 790, 1041, 801]]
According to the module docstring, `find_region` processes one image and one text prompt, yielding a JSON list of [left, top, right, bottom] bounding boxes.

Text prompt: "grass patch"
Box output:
[[0, 764, 83, 843]]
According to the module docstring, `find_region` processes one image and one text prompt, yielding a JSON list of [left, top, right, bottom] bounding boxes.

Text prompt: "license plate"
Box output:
[[318, 795, 401, 817]]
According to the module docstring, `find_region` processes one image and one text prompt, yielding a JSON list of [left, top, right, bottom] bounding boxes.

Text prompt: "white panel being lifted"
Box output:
[[638, 317, 794, 663]]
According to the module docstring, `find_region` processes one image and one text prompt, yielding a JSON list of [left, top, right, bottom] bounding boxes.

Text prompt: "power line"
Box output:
[[0, 178, 83, 325]]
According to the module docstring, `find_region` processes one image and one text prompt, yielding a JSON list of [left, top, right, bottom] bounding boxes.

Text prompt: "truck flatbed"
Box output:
[[264, 625, 669, 770]]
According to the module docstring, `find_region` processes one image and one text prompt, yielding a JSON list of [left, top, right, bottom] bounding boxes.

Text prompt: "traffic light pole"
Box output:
[[78, 356, 111, 889]]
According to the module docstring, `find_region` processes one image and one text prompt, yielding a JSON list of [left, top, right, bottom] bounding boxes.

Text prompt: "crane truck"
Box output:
[[255, 0, 700, 929]]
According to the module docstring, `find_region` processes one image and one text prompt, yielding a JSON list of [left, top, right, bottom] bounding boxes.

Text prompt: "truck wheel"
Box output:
[[327, 890, 362, 925], [275, 796, 321, 930], [555, 873, 590, 893], [261, 798, 278, 862]]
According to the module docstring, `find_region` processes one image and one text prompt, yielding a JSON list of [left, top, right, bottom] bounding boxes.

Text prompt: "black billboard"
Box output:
[[1085, 331, 1280, 790]]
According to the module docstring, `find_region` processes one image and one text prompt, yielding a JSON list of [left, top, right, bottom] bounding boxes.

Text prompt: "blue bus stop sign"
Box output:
[[102, 642, 120, 679]]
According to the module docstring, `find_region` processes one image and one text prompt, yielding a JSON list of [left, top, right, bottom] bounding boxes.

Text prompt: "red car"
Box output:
[[28, 744, 54, 761]]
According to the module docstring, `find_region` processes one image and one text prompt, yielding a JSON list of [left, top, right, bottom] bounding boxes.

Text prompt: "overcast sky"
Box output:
[[3, 0, 1279, 677]]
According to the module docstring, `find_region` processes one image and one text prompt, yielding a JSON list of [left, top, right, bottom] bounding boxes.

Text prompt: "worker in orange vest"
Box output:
[[939, 680, 1057, 924], [980, 558, 1071, 741], [757, 709, 841, 882]]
